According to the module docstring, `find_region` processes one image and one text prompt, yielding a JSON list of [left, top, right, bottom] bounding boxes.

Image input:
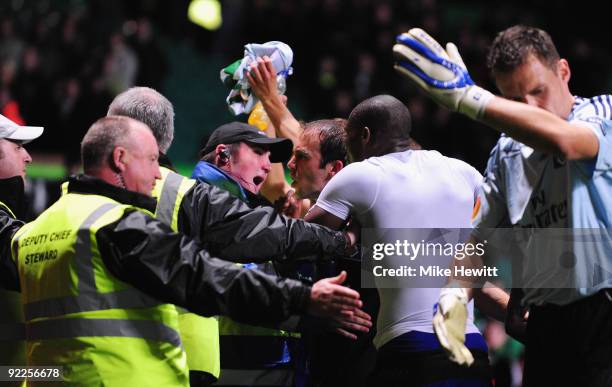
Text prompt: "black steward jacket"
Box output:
[[157, 155, 349, 264], [4, 175, 312, 326], [0, 176, 26, 292]]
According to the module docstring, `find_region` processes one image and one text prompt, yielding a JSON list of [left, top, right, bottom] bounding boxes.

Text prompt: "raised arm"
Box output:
[[247, 56, 301, 145], [483, 97, 598, 159], [392, 28, 599, 160]]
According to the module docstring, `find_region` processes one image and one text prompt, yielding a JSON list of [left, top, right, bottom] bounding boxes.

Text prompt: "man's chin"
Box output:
[[290, 181, 303, 193], [248, 183, 261, 195], [294, 188, 311, 200]]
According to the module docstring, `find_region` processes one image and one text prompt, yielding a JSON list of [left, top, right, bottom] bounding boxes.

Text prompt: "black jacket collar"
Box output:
[[67, 174, 157, 213], [0, 176, 26, 219], [159, 153, 175, 171], [244, 188, 272, 208]]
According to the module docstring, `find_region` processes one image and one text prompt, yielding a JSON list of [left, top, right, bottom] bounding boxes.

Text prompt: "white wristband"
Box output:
[[458, 86, 494, 120]]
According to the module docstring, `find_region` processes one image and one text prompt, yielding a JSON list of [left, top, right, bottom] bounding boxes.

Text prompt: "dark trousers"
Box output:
[[524, 289, 612, 387], [367, 348, 492, 387]]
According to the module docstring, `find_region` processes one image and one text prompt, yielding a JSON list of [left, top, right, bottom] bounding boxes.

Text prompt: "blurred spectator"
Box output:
[[132, 17, 167, 90], [103, 33, 139, 95], [484, 319, 524, 387], [354, 52, 376, 101], [0, 20, 24, 65]]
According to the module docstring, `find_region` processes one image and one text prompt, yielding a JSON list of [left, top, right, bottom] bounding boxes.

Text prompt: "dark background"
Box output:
[[2, 0, 610, 173]]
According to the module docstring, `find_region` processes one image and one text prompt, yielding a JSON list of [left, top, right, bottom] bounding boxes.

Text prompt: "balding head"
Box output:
[[345, 95, 412, 161], [107, 87, 174, 153], [81, 116, 161, 195], [81, 116, 137, 174]]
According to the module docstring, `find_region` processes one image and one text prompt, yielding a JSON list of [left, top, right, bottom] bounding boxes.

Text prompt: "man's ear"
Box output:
[[215, 144, 229, 165], [362, 126, 371, 145], [327, 160, 344, 179], [558, 58, 571, 83], [111, 146, 128, 173]]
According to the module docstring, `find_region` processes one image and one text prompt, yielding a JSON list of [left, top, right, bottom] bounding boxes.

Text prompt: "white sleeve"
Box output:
[[570, 116, 612, 174], [471, 168, 484, 204], [472, 141, 511, 233], [314, 162, 380, 221], [456, 160, 484, 204]]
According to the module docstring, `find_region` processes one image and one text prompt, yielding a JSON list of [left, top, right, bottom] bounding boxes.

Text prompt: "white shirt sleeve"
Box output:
[[314, 162, 380, 221], [451, 158, 483, 204], [570, 116, 612, 174], [471, 168, 484, 204], [472, 140, 511, 233]]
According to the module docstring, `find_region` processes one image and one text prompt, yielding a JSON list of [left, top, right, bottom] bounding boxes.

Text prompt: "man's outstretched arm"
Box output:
[[181, 183, 355, 263], [393, 28, 600, 160], [99, 209, 371, 333]]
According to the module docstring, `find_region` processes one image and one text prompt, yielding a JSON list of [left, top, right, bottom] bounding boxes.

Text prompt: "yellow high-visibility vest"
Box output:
[[12, 193, 188, 386], [153, 167, 221, 380]]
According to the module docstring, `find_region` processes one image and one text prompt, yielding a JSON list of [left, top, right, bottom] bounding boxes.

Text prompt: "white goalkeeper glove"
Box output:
[[393, 28, 494, 121], [433, 286, 474, 366]]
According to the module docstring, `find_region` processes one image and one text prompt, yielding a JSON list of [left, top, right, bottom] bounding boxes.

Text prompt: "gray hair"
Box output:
[[81, 116, 141, 173], [107, 86, 174, 153]]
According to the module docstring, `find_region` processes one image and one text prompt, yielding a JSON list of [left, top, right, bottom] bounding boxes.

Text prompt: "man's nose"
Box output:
[[287, 155, 296, 171], [262, 161, 271, 173], [262, 154, 272, 172], [23, 149, 32, 163]]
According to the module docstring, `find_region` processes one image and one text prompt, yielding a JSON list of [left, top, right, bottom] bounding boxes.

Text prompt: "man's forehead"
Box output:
[[299, 130, 321, 147], [0, 138, 23, 146]]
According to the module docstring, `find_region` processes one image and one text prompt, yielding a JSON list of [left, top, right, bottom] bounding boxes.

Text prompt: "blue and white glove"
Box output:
[[393, 28, 493, 120]]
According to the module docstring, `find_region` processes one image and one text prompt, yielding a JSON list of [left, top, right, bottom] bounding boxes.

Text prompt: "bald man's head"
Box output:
[[345, 95, 412, 160]]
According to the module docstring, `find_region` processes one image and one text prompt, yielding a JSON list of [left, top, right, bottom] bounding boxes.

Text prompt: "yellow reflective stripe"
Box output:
[[27, 318, 182, 347], [60, 181, 68, 196], [24, 289, 161, 320], [0, 201, 16, 218], [74, 202, 119, 293], [156, 171, 184, 226]]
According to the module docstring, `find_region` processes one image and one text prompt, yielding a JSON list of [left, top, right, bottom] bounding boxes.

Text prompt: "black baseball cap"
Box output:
[[201, 121, 293, 163]]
